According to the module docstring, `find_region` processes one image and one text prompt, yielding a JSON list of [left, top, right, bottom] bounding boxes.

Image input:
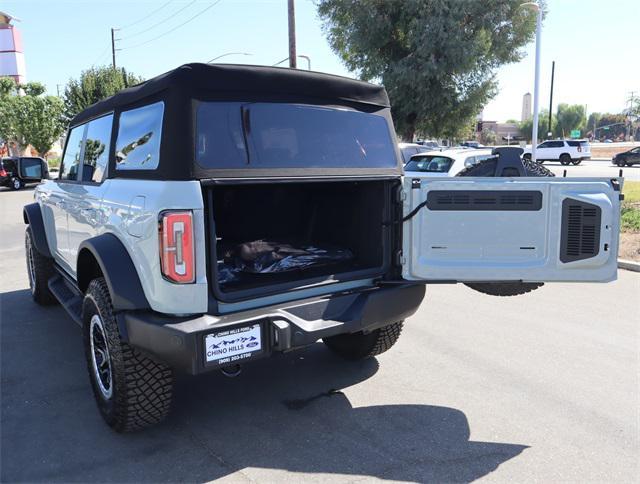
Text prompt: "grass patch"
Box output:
[[621, 202, 640, 232], [622, 180, 640, 203]]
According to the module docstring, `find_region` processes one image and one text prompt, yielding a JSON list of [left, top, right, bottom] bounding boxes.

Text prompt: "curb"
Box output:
[[618, 259, 640, 272]]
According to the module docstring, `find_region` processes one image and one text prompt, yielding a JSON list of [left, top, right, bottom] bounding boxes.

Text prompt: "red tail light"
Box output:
[[0, 169, 7, 177], [159, 211, 195, 284]]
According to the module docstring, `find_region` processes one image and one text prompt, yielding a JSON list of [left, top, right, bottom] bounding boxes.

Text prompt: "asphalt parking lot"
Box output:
[[1, 187, 638, 483]]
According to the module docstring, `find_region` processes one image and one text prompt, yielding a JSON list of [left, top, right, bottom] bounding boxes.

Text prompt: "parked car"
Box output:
[[522, 139, 591, 165], [415, 139, 441, 149], [0, 156, 48, 190], [460, 141, 484, 149], [398, 142, 431, 163], [613, 147, 640, 167], [404, 149, 494, 177], [23, 63, 621, 433]]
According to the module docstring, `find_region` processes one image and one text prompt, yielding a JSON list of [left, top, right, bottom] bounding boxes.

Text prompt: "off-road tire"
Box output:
[[456, 157, 552, 297], [11, 177, 23, 190], [83, 278, 173, 432], [323, 321, 403, 361], [25, 227, 57, 305], [559, 154, 571, 165], [523, 153, 532, 162]]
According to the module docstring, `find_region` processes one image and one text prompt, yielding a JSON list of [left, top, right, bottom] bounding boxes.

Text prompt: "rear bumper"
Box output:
[[119, 284, 426, 375]]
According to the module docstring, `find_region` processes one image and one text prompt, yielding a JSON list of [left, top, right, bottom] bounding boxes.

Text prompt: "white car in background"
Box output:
[[522, 139, 591, 165], [404, 148, 494, 177], [398, 142, 432, 163]]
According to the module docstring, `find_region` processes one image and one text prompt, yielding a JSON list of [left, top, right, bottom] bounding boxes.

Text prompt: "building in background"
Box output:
[[0, 11, 26, 84], [521, 92, 531, 122], [481, 121, 524, 144]]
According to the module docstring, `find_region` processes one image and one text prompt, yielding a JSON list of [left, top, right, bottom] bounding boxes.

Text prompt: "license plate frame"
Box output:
[[203, 321, 267, 368]]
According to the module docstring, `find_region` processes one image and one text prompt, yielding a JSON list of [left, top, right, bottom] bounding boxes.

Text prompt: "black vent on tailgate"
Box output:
[[560, 199, 601, 263], [426, 190, 542, 211]]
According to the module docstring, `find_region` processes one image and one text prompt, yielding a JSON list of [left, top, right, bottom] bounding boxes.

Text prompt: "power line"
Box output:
[[121, 0, 223, 50], [119, 0, 174, 30], [90, 46, 110, 66], [120, 0, 197, 41]]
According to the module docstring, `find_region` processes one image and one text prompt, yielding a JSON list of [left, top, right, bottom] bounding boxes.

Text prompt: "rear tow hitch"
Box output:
[[220, 364, 242, 378]]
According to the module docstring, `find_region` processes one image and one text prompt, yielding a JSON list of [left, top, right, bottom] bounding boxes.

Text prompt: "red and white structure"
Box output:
[[0, 11, 26, 84]]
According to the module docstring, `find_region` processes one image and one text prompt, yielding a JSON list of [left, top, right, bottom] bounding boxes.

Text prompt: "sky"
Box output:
[[3, 0, 638, 122]]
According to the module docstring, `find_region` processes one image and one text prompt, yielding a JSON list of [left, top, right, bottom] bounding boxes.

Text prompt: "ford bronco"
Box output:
[[23, 64, 622, 432]]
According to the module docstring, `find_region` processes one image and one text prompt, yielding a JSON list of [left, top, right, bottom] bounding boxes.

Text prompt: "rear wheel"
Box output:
[[523, 153, 532, 162], [559, 154, 571, 165], [323, 321, 403, 361], [25, 227, 57, 305], [456, 157, 552, 296], [83, 278, 173, 432]]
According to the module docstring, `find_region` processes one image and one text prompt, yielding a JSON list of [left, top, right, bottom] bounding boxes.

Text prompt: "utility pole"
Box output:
[[111, 28, 118, 69], [547, 60, 555, 138], [287, 0, 297, 68]]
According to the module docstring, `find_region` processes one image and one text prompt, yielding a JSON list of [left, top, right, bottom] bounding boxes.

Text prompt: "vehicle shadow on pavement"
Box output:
[[1, 288, 528, 483]]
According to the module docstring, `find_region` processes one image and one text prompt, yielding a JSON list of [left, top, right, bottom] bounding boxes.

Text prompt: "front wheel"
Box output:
[[11, 177, 23, 190], [616, 160, 625, 167], [83, 278, 173, 432], [323, 321, 403, 361], [523, 153, 532, 162]]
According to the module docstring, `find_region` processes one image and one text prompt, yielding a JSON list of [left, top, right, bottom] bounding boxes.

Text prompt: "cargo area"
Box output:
[[206, 180, 394, 299]]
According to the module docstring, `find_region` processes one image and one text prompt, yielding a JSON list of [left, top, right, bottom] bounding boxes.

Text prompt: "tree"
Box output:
[[480, 128, 497, 145], [554, 103, 585, 138], [317, 0, 539, 140], [63, 66, 143, 120], [519, 109, 556, 142], [0, 78, 65, 157]]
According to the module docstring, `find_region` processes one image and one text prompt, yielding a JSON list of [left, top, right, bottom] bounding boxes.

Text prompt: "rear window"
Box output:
[[196, 102, 396, 169], [404, 156, 453, 173]]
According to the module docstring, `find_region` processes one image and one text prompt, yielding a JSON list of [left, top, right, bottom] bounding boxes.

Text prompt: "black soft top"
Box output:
[[71, 63, 390, 126]]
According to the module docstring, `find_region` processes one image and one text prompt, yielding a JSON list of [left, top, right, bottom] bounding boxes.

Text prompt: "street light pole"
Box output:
[[530, 4, 542, 162], [288, 0, 297, 68], [208, 52, 252, 63]]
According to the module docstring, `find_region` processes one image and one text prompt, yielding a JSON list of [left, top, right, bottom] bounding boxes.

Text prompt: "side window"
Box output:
[[538, 141, 550, 148], [60, 125, 85, 181], [550, 141, 564, 148], [115, 102, 164, 170], [83, 114, 113, 183], [20, 158, 43, 178]]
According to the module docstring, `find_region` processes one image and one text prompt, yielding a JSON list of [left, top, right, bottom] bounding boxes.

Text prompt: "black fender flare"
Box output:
[[78, 234, 150, 311], [23, 203, 52, 258]]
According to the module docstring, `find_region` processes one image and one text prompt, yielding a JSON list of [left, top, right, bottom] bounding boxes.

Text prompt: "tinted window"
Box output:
[[115, 102, 163, 170], [567, 140, 589, 147], [20, 158, 43, 178], [83, 114, 113, 182], [196, 102, 397, 169], [538, 141, 551, 148], [404, 156, 453, 173], [549, 141, 564, 148], [60, 126, 84, 181]]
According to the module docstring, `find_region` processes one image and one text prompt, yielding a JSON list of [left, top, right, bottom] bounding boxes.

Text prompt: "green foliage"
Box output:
[[21, 82, 46, 97], [586, 112, 626, 140], [479, 128, 497, 145], [317, 0, 539, 140], [63, 66, 143, 120], [0, 80, 65, 157], [623, 181, 640, 203], [519, 109, 556, 142], [0, 77, 17, 96], [554, 103, 585, 138]]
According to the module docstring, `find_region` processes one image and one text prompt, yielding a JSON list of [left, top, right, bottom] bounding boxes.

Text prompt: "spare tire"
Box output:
[[455, 156, 554, 296]]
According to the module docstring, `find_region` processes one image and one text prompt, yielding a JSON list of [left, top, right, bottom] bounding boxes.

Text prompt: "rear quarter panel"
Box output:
[[97, 179, 208, 314]]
